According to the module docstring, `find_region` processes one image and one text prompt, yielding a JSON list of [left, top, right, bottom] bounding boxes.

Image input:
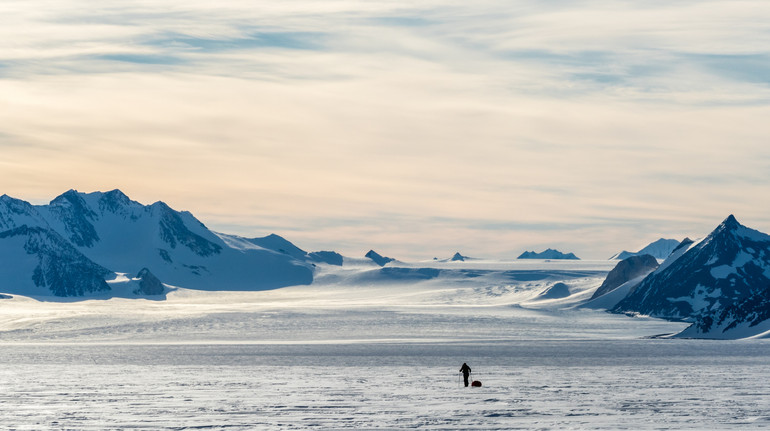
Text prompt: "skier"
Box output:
[[459, 362, 472, 387]]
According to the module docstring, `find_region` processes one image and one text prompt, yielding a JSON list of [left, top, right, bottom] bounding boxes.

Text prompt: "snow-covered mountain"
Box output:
[[612, 215, 770, 338], [0, 190, 314, 297], [610, 238, 681, 260], [517, 249, 579, 260]]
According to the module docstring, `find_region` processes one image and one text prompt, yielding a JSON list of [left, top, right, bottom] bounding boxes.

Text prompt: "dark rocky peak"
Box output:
[[612, 216, 770, 325], [50, 190, 96, 217], [719, 214, 740, 231], [591, 254, 659, 300], [98, 189, 135, 214], [0, 193, 24, 203], [46, 190, 99, 248], [0, 194, 43, 231], [135, 268, 165, 296], [150, 200, 221, 257], [0, 194, 27, 206], [365, 250, 394, 266], [451, 252, 466, 262]]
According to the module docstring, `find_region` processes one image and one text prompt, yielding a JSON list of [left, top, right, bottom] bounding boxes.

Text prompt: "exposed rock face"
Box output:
[[152, 201, 222, 257], [134, 268, 165, 296], [365, 250, 394, 266], [517, 249, 579, 260], [47, 189, 101, 247], [612, 215, 770, 337], [591, 254, 659, 300], [451, 252, 466, 262], [0, 225, 111, 297]]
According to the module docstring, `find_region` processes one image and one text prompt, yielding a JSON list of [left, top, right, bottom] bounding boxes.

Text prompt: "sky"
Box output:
[[2, 0, 770, 260]]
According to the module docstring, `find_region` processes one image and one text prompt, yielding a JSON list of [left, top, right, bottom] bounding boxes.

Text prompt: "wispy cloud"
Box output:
[[1, 1, 769, 259]]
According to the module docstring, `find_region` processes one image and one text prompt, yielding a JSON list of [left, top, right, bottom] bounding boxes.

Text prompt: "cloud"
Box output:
[[1, 1, 770, 259]]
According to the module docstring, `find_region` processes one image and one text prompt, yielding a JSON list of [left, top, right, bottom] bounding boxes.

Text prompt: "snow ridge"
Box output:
[[610, 238, 681, 260], [0, 189, 315, 297]]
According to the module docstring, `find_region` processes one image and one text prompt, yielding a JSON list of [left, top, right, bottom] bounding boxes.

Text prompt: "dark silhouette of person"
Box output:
[[460, 362, 471, 387]]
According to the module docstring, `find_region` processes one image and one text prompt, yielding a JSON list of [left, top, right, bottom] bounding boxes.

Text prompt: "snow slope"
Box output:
[[3, 258, 768, 430], [610, 238, 681, 260]]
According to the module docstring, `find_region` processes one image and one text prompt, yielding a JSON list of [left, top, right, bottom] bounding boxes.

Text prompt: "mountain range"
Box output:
[[601, 215, 770, 339], [0, 189, 316, 297]]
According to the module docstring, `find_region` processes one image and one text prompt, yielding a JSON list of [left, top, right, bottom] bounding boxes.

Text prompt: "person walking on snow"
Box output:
[[460, 362, 471, 387]]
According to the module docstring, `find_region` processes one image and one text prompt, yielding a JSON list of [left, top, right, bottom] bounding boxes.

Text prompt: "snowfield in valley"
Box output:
[[2, 259, 770, 429]]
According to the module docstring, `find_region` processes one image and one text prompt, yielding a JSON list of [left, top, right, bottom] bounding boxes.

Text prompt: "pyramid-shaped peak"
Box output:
[[98, 189, 135, 211], [709, 214, 747, 240], [1, 194, 26, 204], [50, 189, 82, 205], [720, 214, 740, 229], [103, 189, 130, 200]]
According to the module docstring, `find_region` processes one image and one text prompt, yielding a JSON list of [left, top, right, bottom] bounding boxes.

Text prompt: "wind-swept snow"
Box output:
[[1, 258, 769, 430]]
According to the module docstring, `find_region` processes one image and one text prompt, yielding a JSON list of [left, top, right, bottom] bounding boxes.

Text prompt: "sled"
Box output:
[[471, 380, 482, 387]]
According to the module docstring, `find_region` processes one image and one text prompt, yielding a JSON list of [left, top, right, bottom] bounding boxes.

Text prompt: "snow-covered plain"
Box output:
[[2, 259, 770, 429]]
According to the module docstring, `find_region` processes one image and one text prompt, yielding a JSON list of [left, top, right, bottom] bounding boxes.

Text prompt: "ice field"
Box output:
[[2, 259, 770, 429]]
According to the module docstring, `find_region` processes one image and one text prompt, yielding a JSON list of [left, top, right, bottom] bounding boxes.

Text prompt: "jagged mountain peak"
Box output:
[[612, 215, 770, 336], [0, 194, 34, 210], [50, 189, 85, 206], [0, 189, 315, 297], [96, 189, 140, 215], [722, 213, 738, 225], [0, 194, 48, 232], [451, 252, 466, 262], [703, 214, 770, 248]]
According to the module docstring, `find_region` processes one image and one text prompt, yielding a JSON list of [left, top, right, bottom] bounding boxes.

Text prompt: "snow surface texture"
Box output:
[[2, 343, 770, 430], [2, 258, 770, 429]]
